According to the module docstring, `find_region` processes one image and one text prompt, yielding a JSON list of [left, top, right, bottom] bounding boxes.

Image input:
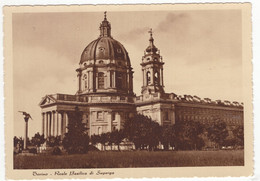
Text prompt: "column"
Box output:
[[113, 71, 116, 88], [42, 113, 45, 136], [161, 68, 164, 87], [111, 71, 113, 87], [144, 69, 147, 86], [49, 112, 52, 137], [142, 69, 144, 86], [126, 69, 130, 91], [87, 71, 90, 91], [45, 112, 49, 138], [78, 71, 82, 92], [158, 108, 162, 126], [63, 112, 67, 136], [150, 67, 154, 85], [89, 71, 93, 91], [171, 105, 175, 125], [61, 112, 64, 139], [95, 72, 98, 89], [52, 111, 55, 136], [65, 113, 69, 133], [56, 112, 59, 136], [107, 112, 112, 132], [107, 70, 111, 88], [115, 112, 121, 130], [130, 71, 133, 92]]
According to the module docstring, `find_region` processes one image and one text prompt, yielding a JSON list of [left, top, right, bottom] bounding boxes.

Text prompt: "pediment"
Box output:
[[39, 95, 57, 106]]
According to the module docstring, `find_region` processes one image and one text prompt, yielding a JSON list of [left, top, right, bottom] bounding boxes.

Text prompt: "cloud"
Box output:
[[155, 13, 189, 33]]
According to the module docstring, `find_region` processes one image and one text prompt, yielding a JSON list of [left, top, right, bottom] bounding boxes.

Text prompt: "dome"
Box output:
[[76, 12, 134, 96], [80, 37, 131, 66], [145, 29, 159, 54], [79, 12, 130, 66]]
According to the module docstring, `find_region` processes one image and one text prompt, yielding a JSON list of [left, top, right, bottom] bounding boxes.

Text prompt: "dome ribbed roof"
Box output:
[[80, 37, 130, 65], [80, 12, 130, 66]]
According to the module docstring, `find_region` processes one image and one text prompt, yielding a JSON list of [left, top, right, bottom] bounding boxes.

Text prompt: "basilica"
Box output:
[[39, 13, 243, 140]]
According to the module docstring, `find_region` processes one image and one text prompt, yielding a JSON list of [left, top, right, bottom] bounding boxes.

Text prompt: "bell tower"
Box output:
[[141, 29, 165, 95]]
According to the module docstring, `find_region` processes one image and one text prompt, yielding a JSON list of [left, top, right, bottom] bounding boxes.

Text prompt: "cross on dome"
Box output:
[[146, 28, 158, 53], [148, 28, 153, 38], [104, 11, 107, 20], [148, 28, 154, 44]]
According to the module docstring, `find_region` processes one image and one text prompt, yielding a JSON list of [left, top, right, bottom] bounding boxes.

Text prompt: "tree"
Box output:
[[62, 107, 89, 154], [124, 114, 161, 151], [13, 136, 23, 153], [174, 120, 204, 150], [160, 125, 176, 150], [100, 133, 108, 151], [146, 120, 161, 151], [110, 129, 125, 151], [206, 119, 229, 149], [106, 132, 113, 150], [232, 125, 244, 147], [46, 136, 60, 147], [14, 136, 20, 147], [31, 132, 45, 147], [91, 134, 101, 145]]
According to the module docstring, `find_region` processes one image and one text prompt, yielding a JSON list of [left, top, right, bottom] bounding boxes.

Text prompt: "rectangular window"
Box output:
[[165, 111, 169, 120], [97, 111, 103, 120]]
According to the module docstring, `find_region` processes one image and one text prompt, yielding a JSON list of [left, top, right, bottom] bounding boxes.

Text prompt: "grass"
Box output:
[[14, 150, 244, 169]]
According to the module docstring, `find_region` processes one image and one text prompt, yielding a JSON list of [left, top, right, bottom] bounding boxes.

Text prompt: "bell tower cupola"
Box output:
[[141, 29, 165, 95]]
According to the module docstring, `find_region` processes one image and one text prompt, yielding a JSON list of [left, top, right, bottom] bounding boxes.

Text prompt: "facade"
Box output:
[[39, 13, 243, 140]]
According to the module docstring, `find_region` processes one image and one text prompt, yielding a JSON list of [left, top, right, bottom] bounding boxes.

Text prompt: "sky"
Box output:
[[12, 10, 242, 138]]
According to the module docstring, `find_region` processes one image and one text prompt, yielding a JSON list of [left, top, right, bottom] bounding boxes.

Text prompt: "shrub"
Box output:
[[47, 136, 61, 147], [52, 146, 62, 155], [29, 148, 37, 154]]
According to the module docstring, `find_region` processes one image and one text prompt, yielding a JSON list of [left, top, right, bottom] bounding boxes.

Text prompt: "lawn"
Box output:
[[14, 150, 244, 169]]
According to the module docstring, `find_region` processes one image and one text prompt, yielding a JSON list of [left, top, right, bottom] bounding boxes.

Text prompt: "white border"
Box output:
[[0, 0, 259, 181]]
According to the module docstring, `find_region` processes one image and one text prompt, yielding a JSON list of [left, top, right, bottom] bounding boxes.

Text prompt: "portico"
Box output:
[[41, 111, 68, 139]]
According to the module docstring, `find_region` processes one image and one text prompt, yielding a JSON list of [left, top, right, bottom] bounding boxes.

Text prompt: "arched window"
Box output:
[[112, 112, 115, 120], [116, 72, 123, 89], [154, 71, 160, 85], [98, 72, 104, 89], [98, 127, 102, 135], [146, 71, 151, 85]]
